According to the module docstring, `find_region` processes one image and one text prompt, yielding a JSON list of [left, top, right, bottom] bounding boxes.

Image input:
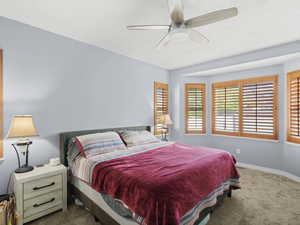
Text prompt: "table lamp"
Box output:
[[7, 115, 39, 173], [159, 114, 173, 141]]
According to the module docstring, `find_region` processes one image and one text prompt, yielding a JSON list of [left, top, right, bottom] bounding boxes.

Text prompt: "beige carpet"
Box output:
[[29, 168, 300, 225]]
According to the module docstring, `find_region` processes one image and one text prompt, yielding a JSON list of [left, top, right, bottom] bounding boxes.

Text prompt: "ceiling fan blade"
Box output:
[[188, 29, 209, 44], [168, 0, 184, 24], [156, 33, 172, 50], [127, 25, 170, 30], [185, 7, 238, 28]]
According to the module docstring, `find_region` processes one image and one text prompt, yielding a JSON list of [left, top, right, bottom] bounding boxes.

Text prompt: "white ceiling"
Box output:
[[1, 0, 300, 70]]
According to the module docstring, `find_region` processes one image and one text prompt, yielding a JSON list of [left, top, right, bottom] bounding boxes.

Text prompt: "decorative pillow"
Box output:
[[118, 130, 161, 147], [75, 132, 127, 158]]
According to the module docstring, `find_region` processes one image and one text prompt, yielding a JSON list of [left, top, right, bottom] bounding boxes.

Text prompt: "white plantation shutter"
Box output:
[[241, 76, 278, 139], [154, 82, 168, 135], [212, 82, 239, 135], [185, 84, 206, 134], [212, 75, 278, 140], [287, 70, 300, 144]]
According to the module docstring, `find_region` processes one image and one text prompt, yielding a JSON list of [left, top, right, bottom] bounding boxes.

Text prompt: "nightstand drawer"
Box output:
[[24, 190, 62, 218], [24, 174, 62, 199]]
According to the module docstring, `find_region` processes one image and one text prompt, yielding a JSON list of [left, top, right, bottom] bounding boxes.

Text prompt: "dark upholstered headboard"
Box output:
[[59, 125, 151, 167]]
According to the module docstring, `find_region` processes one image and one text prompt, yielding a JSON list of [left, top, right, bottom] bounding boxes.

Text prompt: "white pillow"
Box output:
[[119, 130, 161, 147]]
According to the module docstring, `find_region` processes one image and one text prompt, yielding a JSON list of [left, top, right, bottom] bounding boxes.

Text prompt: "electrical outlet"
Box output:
[[236, 149, 241, 154]]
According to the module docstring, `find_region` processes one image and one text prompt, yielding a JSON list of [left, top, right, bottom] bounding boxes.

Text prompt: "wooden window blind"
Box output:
[[185, 84, 206, 134], [212, 75, 278, 140], [212, 81, 240, 136], [287, 70, 300, 144], [0, 50, 3, 158], [154, 82, 168, 135], [241, 76, 278, 139]]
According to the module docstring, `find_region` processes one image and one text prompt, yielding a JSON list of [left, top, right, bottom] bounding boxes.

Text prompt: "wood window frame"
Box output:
[[154, 82, 169, 135], [287, 70, 300, 144], [0, 50, 3, 158], [212, 75, 279, 140], [185, 83, 206, 134]]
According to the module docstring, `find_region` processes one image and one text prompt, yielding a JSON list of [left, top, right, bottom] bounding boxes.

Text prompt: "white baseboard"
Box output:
[[237, 162, 300, 183]]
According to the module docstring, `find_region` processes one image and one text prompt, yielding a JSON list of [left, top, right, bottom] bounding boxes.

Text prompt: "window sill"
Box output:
[[210, 134, 280, 143], [183, 133, 208, 136], [285, 141, 300, 147]]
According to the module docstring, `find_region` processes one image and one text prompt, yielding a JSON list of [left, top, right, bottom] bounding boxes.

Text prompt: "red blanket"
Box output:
[[92, 143, 239, 225]]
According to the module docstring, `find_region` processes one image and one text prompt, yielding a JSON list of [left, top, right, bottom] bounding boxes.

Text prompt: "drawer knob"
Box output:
[[33, 198, 55, 208], [33, 182, 55, 191]]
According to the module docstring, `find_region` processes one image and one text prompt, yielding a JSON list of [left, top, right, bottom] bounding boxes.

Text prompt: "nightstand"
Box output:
[[12, 165, 67, 225]]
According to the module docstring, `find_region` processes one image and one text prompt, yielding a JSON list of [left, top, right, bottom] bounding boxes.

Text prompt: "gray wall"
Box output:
[[0, 17, 169, 194], [170, 56, 300, 177]]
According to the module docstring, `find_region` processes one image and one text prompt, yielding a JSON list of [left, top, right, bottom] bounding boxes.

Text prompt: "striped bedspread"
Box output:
[[71, 142, 173, 184], [70, 142, 240, 225]]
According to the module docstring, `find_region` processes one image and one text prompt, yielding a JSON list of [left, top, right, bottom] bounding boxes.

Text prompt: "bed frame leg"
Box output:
[[227, 187, 232, 198], [94, 216, 100, 222]]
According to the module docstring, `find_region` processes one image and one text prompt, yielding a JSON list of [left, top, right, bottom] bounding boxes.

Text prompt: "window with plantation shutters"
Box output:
[[287, 70, 300, 144], [212, 75, 278, 140], [212, 82, 239, 135], [241, 76, 278, 139], [185, 84, 206, 134], [154, 82, 168, 135]]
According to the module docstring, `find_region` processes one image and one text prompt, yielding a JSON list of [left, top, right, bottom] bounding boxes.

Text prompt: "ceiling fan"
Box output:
[[127, 0, 238, 49]]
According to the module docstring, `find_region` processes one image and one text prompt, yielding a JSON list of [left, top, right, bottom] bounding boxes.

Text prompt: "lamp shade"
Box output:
[[160, 114, 173, 125], [7, 115, 38, 138]]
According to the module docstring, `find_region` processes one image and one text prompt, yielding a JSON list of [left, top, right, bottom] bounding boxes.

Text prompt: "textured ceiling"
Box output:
[[1, 0, 300, 69]]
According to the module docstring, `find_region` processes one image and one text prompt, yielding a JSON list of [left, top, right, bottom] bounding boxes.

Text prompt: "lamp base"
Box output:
[[15, 165, 34, 173]]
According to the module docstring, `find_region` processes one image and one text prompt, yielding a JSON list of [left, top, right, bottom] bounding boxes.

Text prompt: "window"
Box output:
[[212, 75, 278, 140], [241, 76, 278, 139], [212, 81, 240, 135], [154, 82, 168, 135], [287, 70, 300, 144], [185, 83, 206, 134], [0, 50, 2, 158]]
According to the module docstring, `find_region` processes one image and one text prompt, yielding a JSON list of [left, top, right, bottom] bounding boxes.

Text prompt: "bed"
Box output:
[[59, 125, 240, 225]]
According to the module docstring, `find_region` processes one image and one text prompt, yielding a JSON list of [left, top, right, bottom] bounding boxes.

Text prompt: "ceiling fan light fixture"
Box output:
[[170, 29, 189, 42], [127, 0, 238, 49]]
